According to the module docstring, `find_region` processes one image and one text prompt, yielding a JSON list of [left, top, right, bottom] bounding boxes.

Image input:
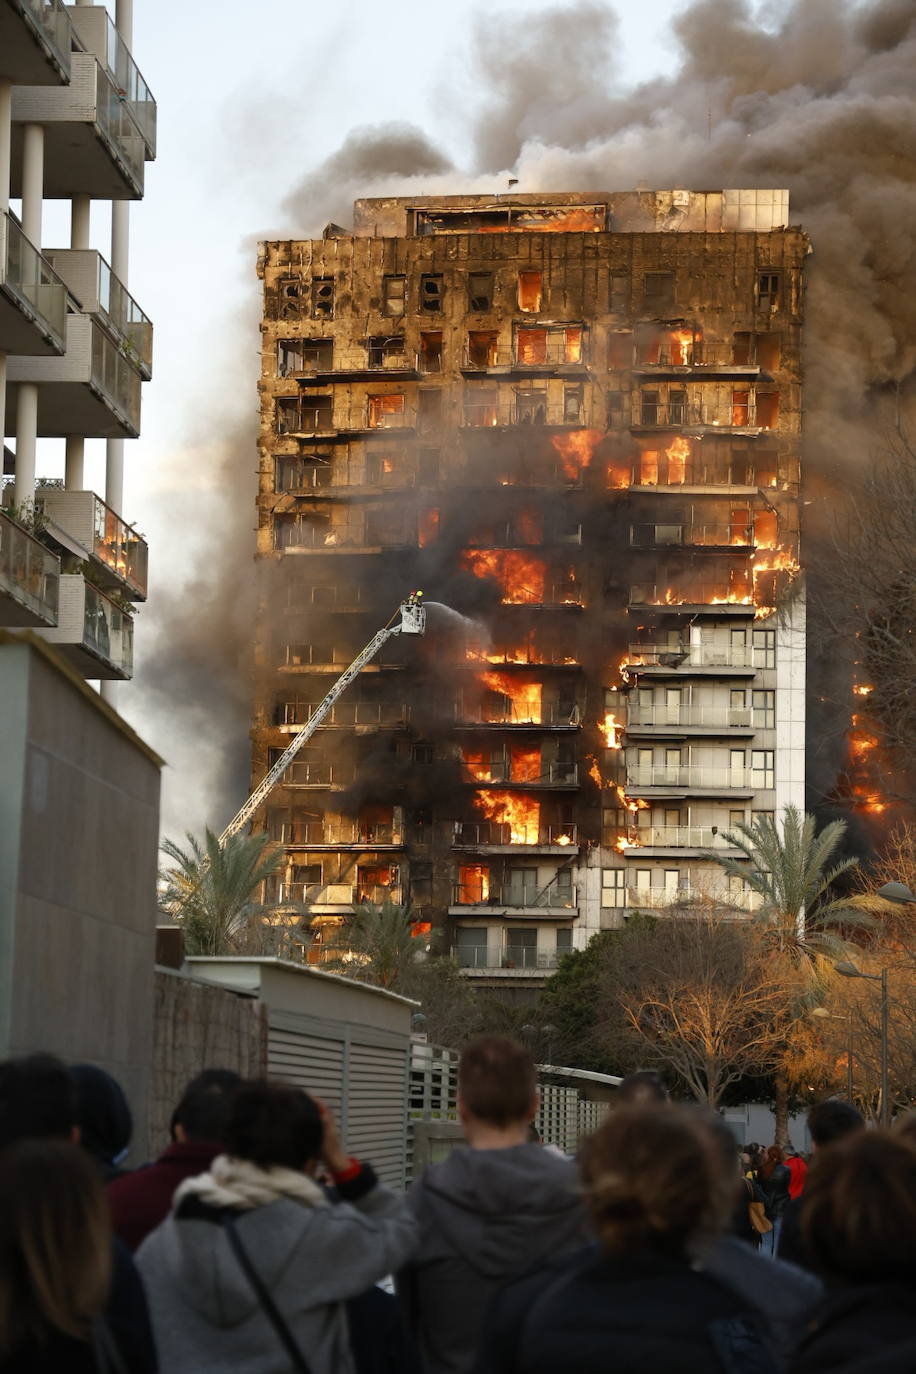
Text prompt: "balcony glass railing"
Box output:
[[94, 58, 146, 188], [12, 0, 71, 76], [627, 705, 753, 728], [626, 766, 751, 789], [628, 585, 753, 608], [453, 822, 578, 848], [83, 581, 133, 675], [0, 509, 59, 623], [463, 761, 578, 785], [452, 882, 576, 908], [270, 822, 400, 846], [452, 944, 561, 971], [626, 885, 762, 913], [624, 643, 757, 669], [626, 826, 720, 848], [0, 212, 67, 346], [278, 702, 409, 728], [265, 881, 402, 906], [89, 493, 147, 597], [96, 256, 153, 374], [629, 524, 755, 548], [454, 702, 581, 727], [281, 761, 355, 787], [97, 10, 156, 153], [90, 320, 141, 432]]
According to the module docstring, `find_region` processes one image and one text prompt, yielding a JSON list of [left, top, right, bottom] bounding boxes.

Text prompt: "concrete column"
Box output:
[[115, 0, 134, 41], [70, 194, 91, 250], [13, 384, 38, 507], [20, 124, 44, 245], [0, 80, 11, 213], [65, 437, 84, 489], [0, 353, 6, 462]]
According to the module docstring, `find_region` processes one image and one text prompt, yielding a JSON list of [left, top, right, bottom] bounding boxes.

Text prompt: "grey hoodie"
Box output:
[[400, 1144, 589, 1374], [136, 1179, 417, 1374]]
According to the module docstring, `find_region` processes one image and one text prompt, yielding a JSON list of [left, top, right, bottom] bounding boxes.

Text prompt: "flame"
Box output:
[[853, 684, 874, 697], [671, 329, 696, 366], [613, 783, 649, 814], [479, 671, 542, 723], [462, 548, 546, 603], [849, 714, 880, 763], [516, 508, 543, 545], [418, 507, 439, 547], [511, 742, 541, 782], [555, 833, 572, 846], [551, 429, 603, 481], [474, 791, 541, 845], [410, 921, 432, 939], [614, 836, 635, 852], [600, 712, 623, 749], [458, 864, 489, 903], [463, 749, 492, 781], [588, 759, 602, 787], [666, 436, 691, 483]]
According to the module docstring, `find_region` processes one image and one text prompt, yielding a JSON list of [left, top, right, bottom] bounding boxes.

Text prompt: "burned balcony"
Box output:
[[450, 882, 576, 914], [1, 0, 71, 83], [268, 816, 404, 848], [452, 821, 578, 851], [275, 700, 409, 731], [37, 572, 132, 678], [0, 508, 59, 627], [264, 880, 403, 909], [275, 758, 356, 789], [632, 390, 779, 434], [627, 584, 754, 613], [67, 4, 157, 157], [0, 211, 67, 355], [37, 488, 147, 599], [44, 249, 153, 377], [628, 522, 756, 550], [624, 642, 757, 672], [6, 313, 142, 436], [462, 754, 579, 787], [11, 52, 148, 198]]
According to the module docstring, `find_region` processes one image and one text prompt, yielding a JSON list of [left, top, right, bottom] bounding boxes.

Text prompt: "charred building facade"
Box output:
[[253, 190, 807, 1000]]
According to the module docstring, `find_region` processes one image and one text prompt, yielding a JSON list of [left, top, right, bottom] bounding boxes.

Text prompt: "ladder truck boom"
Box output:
[[218, 593, 426, 846]]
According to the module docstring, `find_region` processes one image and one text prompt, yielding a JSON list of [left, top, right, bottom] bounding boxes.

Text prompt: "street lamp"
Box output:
[[811, 1006, 854, 1100], [835, 960, 890, 1127], [542, 1024, 558, 1065]]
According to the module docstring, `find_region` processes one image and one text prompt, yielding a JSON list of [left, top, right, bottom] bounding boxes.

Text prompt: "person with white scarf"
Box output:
[[136, 1079, 418, 1374]]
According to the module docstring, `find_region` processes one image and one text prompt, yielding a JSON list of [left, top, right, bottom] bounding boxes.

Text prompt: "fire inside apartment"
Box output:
[[253, 190, 806, 1000]]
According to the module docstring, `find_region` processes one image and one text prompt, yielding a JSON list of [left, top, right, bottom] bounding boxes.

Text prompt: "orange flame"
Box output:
[[418, 507, 439, 547], [474, 790, 541, 844], [458, 864, 490, 903], [511, 742, 541, 782], [551, 429, 603, 481], [588, 759, 602, 787], [853, 684, 874, 697], [462, 548, 546, 603], [613, 783, 649, 814], [666, 436, 691, 483], [600, 712, 623, 749], [671, 329, 696, 366], [479, 672, 542, 723], [463, 749, 492, 782]]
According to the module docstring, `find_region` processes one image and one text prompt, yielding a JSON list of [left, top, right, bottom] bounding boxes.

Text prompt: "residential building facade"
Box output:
[[254, 190, 806, 1001], [0, 0, 154, 685]]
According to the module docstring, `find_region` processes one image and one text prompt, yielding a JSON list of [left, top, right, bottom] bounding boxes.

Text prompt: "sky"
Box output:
[[29, 0, 687, 838]]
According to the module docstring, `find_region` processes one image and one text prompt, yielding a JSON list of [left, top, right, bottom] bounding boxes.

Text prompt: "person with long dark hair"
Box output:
[[757, 1145, 792, 1254], [0, 1138, 154, 1373]]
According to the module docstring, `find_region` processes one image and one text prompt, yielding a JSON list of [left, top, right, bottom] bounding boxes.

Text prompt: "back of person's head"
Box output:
[[807, 1098, 864, 1149], [0, 1139, 111, 1354], [580, 1106, 728, 1257], [617, 1070, 669, 1106], [70, 1065, 132, 1169], [0, 1055, 76, 1149], [458, 1036, 537, 1128], [171, 1069, 241, 1143], [223, 1080, 323, 1171], [802, 1131, 916, 1283]]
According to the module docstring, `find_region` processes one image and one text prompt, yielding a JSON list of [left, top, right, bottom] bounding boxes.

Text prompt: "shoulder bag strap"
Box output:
[[221, 1213, 313, 1374]]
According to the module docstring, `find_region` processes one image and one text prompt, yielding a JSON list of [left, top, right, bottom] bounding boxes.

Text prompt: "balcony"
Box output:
[[462, 761, 578, 787], [631, 400, 771, 434], [452, 944, 561, 975], [303, 352, 422, 383], [0, 0, 71, 84], [276, 761, 356, 788], [6, 313, 142, 437], [625, 705, 754, 732], [66, 5, 156, 158], [627, 586, 753, 614], [623, 643, 757, 671], [0, 212, 67, 355], [462, 400, 586, 429], [44, 249, 153, 377], [269, 822, 403, 848], [622, 826, 737, 850], [276, 702, 409, 731], [38, 488, 147, 599], [11, 52, 147, 198], [274, 520, 413, 554], [453, 702, 581, 729], [628, 523, 755, 550], [450, 881, 576, 912], [461, 342, 587, 375], [452, 821, 578, 851], [625, 765, 752, 793], [626, 885, 763, 914], [0, 508, 59, 627], [633, 344, 765, 378], [37, 572, 132, 678], [265, 881, 403, 909]]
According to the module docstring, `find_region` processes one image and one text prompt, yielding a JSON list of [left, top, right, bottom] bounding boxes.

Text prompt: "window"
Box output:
[[410, 862, 433, 907], [418, 389, 442, 433], [516, 327, 547, 365], [300, 396, 333, 431], [751, 750, 775, 789], [640, 390, 661, 425], [368, 336, 406, 369], [516, 390, 546, 424], [365, 453, 398, 484], [609, 273, 629, 313], [468, 272, 493, 312], [752, 628, 776, 669], [754, 450, 778, 489], [278, 340, 304, 376], [752, 809, 775, 828], [467, 330, 498, 369], [418, 448, 439, 484], [607, 333, 632, 369], [638, 446, 658, 483], [756, 393, 779, 429], [668, 388, 687, 425], [563, 386, 583, 424], [505, 927, 537, 967], [757, 271, 781, 310], [367, 394, 406, 428], [465, 386, 499, 426], [730, 688, 747, 716], [419, 331, 442, 372], [556, 928, 573, 955], [752, 689, 775, 728], [456, 927, 487, 968], [607, 391, 625, 429], [506, 867, 538, 906], [275, 456, 331, 491], [276, 397, 299, 435], [311, 278, 334, 318], [731, 391, 751, 426], [278, 279, 302, 320], [382, 275, 406, 317], [420, 274, 443, 312], [517, 270, 542, 313], [728, 809, 746, 829], [730, 749, 746, 780], [411, 742, 434, 764], [643, 272, 674, 308]]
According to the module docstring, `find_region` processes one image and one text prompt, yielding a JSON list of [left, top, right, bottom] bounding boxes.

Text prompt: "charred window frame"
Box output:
[[515, 388, 547, 424], [418, 389, 443, 433], [468, 272, 494, 312], [609, 273, 629, 314], [418, 448, 440, 484], [368, 335, 407, 368], [642, 272, 675, 311], [412, 742, 435, 764], [299, 395, 334, 432], [276, 397, 300, 435], [410, 861, 433, 906], [757, 271, 781, 311], [563, 385, 584, 424], [420, 274, 444, 313], [311, 277, 335, 319], [517, 270, 542, 313], [639, 389, 661, 425], [606, 390, 625, 428], [419, 331, 443, 372], [382, 275, 407, 317], [278, 279, 302, 320]]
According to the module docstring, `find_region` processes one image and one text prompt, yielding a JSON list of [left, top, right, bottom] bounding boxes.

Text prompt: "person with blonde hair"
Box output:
[[0, 1138, 155, 1373], [475, 1106, 778, 1374]]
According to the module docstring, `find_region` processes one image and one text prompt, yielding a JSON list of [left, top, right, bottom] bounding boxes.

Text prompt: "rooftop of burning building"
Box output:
[[338, 188, 791, 238]]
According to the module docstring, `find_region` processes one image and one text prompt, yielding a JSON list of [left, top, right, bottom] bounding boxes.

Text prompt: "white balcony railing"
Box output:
[[624, 643, 757, 669], [266, 882, 403, 907], [626, 826, 721, 848], [453, 822, 578, 848], [0, 508, 59, 625], [270, 823, 401, 847], [626, 766, 751, 790], [452, 944, 561, 971], [626, 705, 754, 728], [626, 885, 763, 912], [0, 212, 68, 349]]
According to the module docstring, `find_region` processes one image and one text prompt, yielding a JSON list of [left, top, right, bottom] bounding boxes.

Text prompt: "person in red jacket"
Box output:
[[785, 1147, 808, 1200], [108, 1069, 240, 1251]]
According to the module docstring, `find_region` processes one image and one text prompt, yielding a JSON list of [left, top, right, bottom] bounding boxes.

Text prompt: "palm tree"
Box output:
[[159, 828, 288, 956], [324, 898, 428, 990], [710, 805, 864, 1142]]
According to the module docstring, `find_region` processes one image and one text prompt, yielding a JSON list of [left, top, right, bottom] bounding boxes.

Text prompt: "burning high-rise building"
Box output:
[[252, 189, 806, 1000]]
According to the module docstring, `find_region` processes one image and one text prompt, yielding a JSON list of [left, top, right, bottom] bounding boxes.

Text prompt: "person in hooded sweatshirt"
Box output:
[[398, 1035, 590, 1374], [136, 1077, 418, 1374]]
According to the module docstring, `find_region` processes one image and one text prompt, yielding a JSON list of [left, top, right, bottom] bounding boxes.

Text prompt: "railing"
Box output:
[[277, 701, 409, 728], [365, 404, 416, 430], [83, 581, 133, 676], [452, 822, 578, 848], [366, 351, 420, 371], [626, 886, 763, 912], [95, 256, 153, 375], [10, 0, 71, 77], [282, 646, 350, 669], [625, 826, 720, 848], [79, 8, 156, 154], [629, 524, 755, 548], [628, 585, 753, 608], [265, 882, 403, 906], [462, 761, 578, 785], [93, 57, 146, 188], [280, 761, 355, 787], [0, 212, 67, 346], [635, 345, 762, 370], [90, 320, 142, 432], [270, 823, 401, 846], [453, 703, 581, 727], [627, 705, 754, 727], [90, 493, 147, 597], [469, 645, 580, 667], [462, 401, 585, 428], [624, 643, 757, 669], [451, 882, 576, 909], [276, 461, 333, 491], [452, 945, 561, 971], [0, 509, 59, 623], [275, 521, 413, 550], [634, 400, 762, 429], [626, 766, 751, 789], [461, 344, 586, 370]]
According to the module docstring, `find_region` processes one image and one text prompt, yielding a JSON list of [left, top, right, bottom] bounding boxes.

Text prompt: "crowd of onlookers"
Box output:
[[0, 1041, 915, 1372]]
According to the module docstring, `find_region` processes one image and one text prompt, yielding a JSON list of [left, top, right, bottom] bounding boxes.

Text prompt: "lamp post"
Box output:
[[835, 960, 890, 1127], [811, 1006, 854, 1101]]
